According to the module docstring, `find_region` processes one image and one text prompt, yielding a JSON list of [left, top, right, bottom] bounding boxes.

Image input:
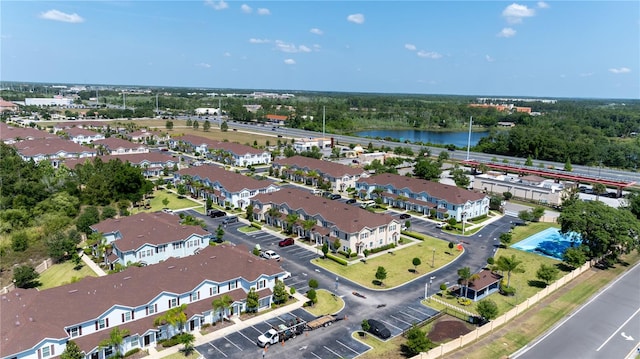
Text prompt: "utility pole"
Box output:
[[466, 116, 473, 161]]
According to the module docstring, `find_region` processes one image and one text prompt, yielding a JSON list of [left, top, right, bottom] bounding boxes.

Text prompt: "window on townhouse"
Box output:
[[157, 245, 166, 253], [98, 319, 107, 329], [42, 346, 51, 358], [70, 327, 80, 338], [360, 232, 368, 239], [170, 298, 178, 308], [148, 304, 157, 314], [229, 281, 237, 290], [123, 311, 132, 322], [210, 286, 218, 295], [379, 227, 385, 233], [130, 335, 139, 348], [257, 280, 266, 289], [379, 238, 383, 245], [147, 249, 152, 257], [389, 225, 396, 231], [191, 292, 199, 301]]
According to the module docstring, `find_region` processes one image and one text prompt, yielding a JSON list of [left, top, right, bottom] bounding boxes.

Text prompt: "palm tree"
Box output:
[[285, 212, 299, 234], [211, 294, 233, 323], [99, 327, 130, 358], [302, 219, 317, 240], [593, 183, 607, 202], [153, 304, 188, 334], [495, 254, 525, 288], [266, 206, 282, 226], [457, 267, 479, 298]]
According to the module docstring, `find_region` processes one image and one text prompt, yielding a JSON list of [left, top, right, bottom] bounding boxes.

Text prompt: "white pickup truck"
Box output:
[[256, 319, 306, 347]]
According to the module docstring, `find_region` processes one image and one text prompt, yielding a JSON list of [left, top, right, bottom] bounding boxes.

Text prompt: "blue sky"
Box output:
[[1, 1, 638, 99]]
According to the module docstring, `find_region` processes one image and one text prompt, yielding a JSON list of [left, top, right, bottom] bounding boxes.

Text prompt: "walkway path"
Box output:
[[80, 251, 107, 277]]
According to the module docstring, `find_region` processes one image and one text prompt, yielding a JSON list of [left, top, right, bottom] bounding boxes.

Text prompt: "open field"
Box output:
[[312, 237, 461, 289], [38, 260, 98, 290], [303, 289, 345, 316]]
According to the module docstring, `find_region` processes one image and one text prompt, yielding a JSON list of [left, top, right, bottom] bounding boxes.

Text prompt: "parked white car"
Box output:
[[261, 250, 281, 261]]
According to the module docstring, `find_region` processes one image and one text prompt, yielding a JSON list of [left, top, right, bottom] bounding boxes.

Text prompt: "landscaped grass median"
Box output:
[[312, 238, 462, 289], [304, 289, 345, 316], [133, 190, 204, 214]]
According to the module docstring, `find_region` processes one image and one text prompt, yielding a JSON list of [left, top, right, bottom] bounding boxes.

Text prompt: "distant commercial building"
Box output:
[[25, 97, 73, 107], [472, 172, 571, 206]]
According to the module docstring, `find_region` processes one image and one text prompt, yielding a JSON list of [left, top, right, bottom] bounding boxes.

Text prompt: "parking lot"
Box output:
[[195, 308, 371, 359]]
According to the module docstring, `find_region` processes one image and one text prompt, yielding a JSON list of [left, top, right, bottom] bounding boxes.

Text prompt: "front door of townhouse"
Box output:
[[190, 320, 195, 331], [144, 335, 150, 346]]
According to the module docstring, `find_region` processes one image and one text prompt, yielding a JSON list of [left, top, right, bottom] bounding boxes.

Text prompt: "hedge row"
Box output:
[[250, 222, 262, 230], [338, 250, 358, 258], [326, 253, 348, 266], [368, 243, 396, 254], [402, 231, 426, 241], [160, 333, 192, 348]]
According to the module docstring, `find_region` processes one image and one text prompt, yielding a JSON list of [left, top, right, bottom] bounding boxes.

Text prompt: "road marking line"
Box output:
[[596, 306, 640, 351], [208, 343, 227, 358], [389, 314, 412, 326], [336, 340, 360, 355], [250, 325, 263, 334], [237, 330, 254, 343], [406, 306, 431, 316], [323, 345, 343, 358], [224, 337, 242, 351], [400, 311, 421, 321], [380, 319, 402, 330], [309, 351, 322, 359]]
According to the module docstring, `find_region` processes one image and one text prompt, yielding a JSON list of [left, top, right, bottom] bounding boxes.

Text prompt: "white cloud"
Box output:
[[204, 0, 228, 10], [502, 3, 535, 24], [257, 8, 270, 15], [241, 4, 252, 13], [310, 28, 323, 35], [223, 52, 231, 57], [485, 55, 495, 62], [249, 38, 270, 44], [347, 13, 365, 24], [39, 9, 84, 23], [497, 27, 517, 37], [537, 1, 549, 9], [196, 63, 211, 68], [609, 67, 631, 74], [275, 40, 311, 53], [404, 43, 417, 51], [284, 59, 296, 65], [417, 50, 442, 59]]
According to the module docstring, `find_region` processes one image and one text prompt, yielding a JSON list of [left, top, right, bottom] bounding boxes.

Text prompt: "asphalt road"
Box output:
[[187, 207, 515, 359], [515, 262, 640, 359]]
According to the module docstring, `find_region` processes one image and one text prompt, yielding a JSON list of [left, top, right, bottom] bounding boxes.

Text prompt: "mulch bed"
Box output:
[[427, 315, 474, 343], [199, 319, 234, 335]]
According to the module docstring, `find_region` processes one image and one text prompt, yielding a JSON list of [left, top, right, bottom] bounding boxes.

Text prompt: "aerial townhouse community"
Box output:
[[251, 187, 401, 254], [273, 155, 368, 192], [12, 138, 97, 168], [175, 165, 280, 209], [94, 137, 150, 156], [63, 152, 180, 178], [59, 127, 106, 144], [89, 212, 213, 268], [169, 134, 271, 167], [0, 244, 288, 359], [356, 173, 490, 222]]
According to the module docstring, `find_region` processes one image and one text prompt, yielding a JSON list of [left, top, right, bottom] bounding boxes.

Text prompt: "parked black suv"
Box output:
[[345, 198, 357, 204], [208, 210, 227, 218], [366, 319, 391, 339]]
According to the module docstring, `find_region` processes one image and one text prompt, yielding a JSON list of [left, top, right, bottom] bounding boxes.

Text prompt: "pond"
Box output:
[[356, 129, 489, 147]]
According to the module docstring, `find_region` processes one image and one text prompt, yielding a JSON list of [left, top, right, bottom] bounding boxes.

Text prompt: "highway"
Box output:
[[514, 263, 640, 359], [226, 121, 640, 186]]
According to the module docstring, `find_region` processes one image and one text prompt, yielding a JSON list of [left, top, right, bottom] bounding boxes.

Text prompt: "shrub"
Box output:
[[326, 253, 348, 265], [369, 243, 396, 254], [338, 250, 357, 258], [250, 222, 262, 230], [500, 284, 516, 296], [402, 231, 426, 241], [124, 349, 140, 357], [457, 297, 472, 306]]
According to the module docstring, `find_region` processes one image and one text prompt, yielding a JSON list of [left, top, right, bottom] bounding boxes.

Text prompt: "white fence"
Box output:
[[412, 260, 593, 359], [1, 258, 53, 294]]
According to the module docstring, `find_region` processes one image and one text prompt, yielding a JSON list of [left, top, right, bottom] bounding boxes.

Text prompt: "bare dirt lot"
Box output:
[[427, 315, 475, 343]]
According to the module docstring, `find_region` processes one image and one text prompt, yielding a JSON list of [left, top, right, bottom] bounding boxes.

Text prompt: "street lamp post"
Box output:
[[425, 276, 436, 301], [432, 248, 436, 268]]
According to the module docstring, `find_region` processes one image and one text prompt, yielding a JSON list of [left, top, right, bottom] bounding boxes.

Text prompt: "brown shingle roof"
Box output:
[[0, 244, 284, 357], [90, 212, 210, 252], [175, 135, 265, 155], [178, 166, 277, 193], [94, 137, 147, 151], [62, 127, 101, 137], [0, 123, 56, 141], [359, 173, 486, 205], [274, 156, 365, 178], [468, 269, 502, 291], [252, 187, 397, 233], [63, 152, 177, 170], [13, 138, 95, 157]]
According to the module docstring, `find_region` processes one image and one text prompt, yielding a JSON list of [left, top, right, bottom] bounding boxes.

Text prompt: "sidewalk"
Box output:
[[80, 251, 107, 277], [144, 291, 309, 359]]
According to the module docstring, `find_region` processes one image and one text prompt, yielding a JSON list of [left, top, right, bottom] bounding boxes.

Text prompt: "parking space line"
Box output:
[[406, 306, 431, 317], [309, 352, 322, 359], [323, 346, 344, 358], [250, 325, 263, 334], [238, 330, 254, 344], [380, 319, 403, 331], [224, 337, 242, 351], [389, 314, 412, 326], [208, 343, 227, 358], [399, 310, 421, 321], [336, 340, 360, 355]]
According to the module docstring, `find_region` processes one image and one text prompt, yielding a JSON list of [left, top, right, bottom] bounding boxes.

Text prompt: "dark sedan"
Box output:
[[366, 319, 391, 339], [278, 238, 295, 247]]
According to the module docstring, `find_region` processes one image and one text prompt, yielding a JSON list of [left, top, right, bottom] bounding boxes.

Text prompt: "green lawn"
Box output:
[[312, 238, 461, 289], [159, 350, 200, 359], [133, 190, 205, 214], [427, 246, 567, 316], [238, 226, 259, 233], [38, 260, 98, 290], [510, 222, 559, 243], [304, 289, 345, 316]]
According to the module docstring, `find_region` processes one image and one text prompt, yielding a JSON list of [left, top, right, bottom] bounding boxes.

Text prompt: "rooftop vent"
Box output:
[[168, 265, 175, 269], [68, 289, 78, 294]]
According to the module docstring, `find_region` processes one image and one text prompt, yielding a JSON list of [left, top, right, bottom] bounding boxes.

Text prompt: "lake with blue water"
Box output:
[[355, 129, 489, 147]]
